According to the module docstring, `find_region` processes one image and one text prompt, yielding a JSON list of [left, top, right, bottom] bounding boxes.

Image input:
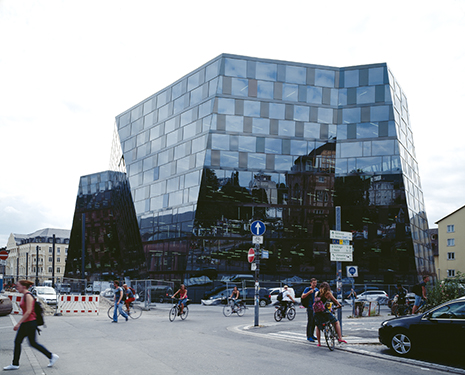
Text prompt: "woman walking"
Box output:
[[3, 280, 59, 371], [313, 282, 347, 347]]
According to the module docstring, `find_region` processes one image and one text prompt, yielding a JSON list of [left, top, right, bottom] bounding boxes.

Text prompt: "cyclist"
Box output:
[[229, 286, 241, 311], [412, 275, 429, 314], [172, 284, 188, 316], [314, 282, 346, 346], [123, 284, 135, 313], [392, 282, 408, 316], [279, 285, 295, 316]]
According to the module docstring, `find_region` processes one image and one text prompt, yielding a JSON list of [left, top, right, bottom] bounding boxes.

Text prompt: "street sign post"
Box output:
[[330, 230, 353, 241], [0, 250, 8, 261], [261, 250, 269, 259], [329, 244, 353, 253], [330, 253, 353, 262], [252, 236, 263, 244], [347, 266, 358, 278], [251, 220, 266, 236], [248, 248, 255, 263]]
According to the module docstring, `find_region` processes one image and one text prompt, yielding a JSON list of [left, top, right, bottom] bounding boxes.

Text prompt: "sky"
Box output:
[[1, 0, 465, 247]]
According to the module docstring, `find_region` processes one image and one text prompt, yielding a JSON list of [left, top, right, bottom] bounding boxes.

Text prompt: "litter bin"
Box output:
[[361, 301, 379, 316]]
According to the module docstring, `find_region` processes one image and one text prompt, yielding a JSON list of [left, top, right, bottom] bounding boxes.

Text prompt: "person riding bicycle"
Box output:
[[313, 282, 346, 346], [412, 275, 429, 314], [279, 285, 295, 316], [392, 282, 408, 315], [123, 284, 136, 313], [229, 286, 241, 310], [172, 284, 188, 316]]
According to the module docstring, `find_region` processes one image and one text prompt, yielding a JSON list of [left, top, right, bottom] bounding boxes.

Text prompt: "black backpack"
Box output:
[[277, 292, 283, 302], [301, 292, 310, 308], [412, 284, 422, 296], [27, 293, 45, 327]]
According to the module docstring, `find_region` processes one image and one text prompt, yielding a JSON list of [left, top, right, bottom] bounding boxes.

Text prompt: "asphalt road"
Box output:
[[0, 302, 463, 375]]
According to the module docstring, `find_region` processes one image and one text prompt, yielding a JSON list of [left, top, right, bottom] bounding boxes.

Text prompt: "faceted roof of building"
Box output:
[[12, 228, 71, 245], [435, 204, 465, 224]]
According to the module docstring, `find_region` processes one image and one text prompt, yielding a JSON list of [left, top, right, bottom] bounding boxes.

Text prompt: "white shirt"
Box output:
[[282, 289, 293, 302]]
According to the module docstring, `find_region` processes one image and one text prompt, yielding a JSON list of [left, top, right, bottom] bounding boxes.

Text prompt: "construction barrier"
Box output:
[[57, 295, 100, 315], [6, 293, 23, 314]]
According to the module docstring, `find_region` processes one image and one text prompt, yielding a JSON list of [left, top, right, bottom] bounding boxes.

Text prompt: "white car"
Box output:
[[357, 290, 389, 304], [32, 286, 57, 305], [269, 287, 300, 305]]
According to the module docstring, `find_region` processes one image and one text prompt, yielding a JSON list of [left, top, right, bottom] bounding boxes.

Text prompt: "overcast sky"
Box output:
[[1, 0, 464, 246]]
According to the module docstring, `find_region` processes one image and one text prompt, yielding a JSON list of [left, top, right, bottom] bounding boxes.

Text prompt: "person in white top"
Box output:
[[280, 285, 295, 315]]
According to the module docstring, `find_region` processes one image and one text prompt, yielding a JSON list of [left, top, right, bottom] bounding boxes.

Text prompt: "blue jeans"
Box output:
[[113, 301, 128, 322]]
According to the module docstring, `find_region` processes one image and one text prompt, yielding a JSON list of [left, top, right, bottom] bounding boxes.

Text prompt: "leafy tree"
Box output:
[[427, 272, 465, 307]]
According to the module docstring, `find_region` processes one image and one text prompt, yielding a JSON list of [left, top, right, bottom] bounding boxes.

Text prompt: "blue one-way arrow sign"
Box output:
[[251, 220, 266, 236]]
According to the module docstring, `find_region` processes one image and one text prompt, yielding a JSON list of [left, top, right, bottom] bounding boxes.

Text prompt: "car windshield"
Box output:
[[36, 287, 56, 295], [430, 301, 465, 319]]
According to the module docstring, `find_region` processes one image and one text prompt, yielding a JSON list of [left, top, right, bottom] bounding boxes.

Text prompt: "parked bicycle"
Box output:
[[169, 298, 189, 321], [274, 302, 296, 322], [107, 302, 142, 320], [223, 298, 246, 317]]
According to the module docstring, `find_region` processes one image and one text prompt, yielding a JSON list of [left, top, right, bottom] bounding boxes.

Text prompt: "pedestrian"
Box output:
[[112, 280, 128, 323], [301, 278, 318, 342], [3, 280, 59, 371], [412, 275, 430, 314]]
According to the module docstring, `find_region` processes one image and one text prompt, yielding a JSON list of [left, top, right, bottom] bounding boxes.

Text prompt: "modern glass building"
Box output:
[[86, 53, 433, 285]]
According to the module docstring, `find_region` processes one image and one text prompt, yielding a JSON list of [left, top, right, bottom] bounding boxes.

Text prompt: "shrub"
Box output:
[[427, 272, 465, 308]]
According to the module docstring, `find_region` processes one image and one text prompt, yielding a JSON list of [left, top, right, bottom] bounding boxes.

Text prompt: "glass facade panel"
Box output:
[[315, 69, 335, 87]]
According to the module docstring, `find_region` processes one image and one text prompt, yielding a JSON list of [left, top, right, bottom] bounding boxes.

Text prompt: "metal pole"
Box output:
[[16, 256, 19, 282], [26, 252, 28, 280], [81, 213, 86, 281], [52, 234, 56, 288], [335, 206, 342, 335], [36, 245, 39, 285], [254, 242, 260, 327]]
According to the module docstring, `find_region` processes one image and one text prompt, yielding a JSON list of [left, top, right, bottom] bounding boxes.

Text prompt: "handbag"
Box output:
[[313, 293, 326, 313]]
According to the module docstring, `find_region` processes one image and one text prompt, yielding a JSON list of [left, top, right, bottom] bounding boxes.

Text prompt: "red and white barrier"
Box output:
[[7, 293, 22, 314], [58, 295, 100, 315]]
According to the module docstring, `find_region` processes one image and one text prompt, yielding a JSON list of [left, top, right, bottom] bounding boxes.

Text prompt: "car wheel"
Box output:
[[391, 330, 413, 356], [159, 298, 164, 304], [259, 299, 267, 307]]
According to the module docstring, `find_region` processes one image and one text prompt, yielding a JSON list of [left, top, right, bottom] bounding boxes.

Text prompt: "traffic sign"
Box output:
[[329, 244, 353, 254], [347, 266, 358, 277], [261, 250, 269, 259], [251, 263, 257, 271], [251, 220, 266, 236], [330, 230, 353, 241], [330, 253, 353, 262], [248, 248, 255, 263], [252, 236, 263, 244], [0, 250, 8, 261]]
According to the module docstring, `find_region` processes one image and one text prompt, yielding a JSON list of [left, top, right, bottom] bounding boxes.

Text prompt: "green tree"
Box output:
[[427, 272, 465, 307]]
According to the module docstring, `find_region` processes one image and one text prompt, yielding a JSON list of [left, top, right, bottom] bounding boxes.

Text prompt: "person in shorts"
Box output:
[[123, 284, 136, 313], [412, 275, 429, 314], [172, 284, 188, 315]]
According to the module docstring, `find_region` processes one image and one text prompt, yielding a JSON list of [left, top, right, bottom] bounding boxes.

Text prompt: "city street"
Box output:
[[0, 302, 464, 375]]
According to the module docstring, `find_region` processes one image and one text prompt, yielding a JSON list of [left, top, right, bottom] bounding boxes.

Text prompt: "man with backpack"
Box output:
[[112, 280, 129, 323], [278, 285, 296, 317], [301, 278, 318, 342], [412, 275, 430, 314]]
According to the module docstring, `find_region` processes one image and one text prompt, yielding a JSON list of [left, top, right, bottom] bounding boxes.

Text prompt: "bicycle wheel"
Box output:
[[128, 305, 142, 319], [237, 305, 245, 317], [274, 309, 283, 322], [108, 306, 119, 320], [223, 305, 232, 317], [324, 324, 335, 351], [180, 306, 188, 320], [287, 307, 296, 321], [169, 306, 177, 322]]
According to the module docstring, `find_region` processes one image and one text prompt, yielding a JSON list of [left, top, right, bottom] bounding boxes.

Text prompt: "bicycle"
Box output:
[[107, 302, 142, 320], [321, 305, 342, 351], [416, 298, 430, 314], [274, 302, 296, 322], [223, 298, 245, 317], [169, 298, 189, 322]]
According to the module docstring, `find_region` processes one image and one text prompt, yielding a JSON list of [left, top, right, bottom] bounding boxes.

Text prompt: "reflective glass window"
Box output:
[[158, 104, 170, 121], [177, 156, 190, 173], [185, 170, 200, 188], [181, 110, 193, 126], [286, 66, 306, 84], [357, 157, 382, 173], [190, 86, 203, 105], [371, 105, 390, 121], [244, 100, 261, 117], [137, 143, 150, 158], [157, 91, 168, 108], [167, 177, 179, 193], [209, 77, 219, 97], [371, 139, 395, 155], [220, 151, 239, 168], [231, 78, 249, 96], [357, 86, 375, 104], [369, 67, 384, 85], [382, 156, 391, 171], [206, 60, 220, 81], [166, 130, 180, 147], [252, 118, 270, 134], [150, 125, 161, 141], [275, 155, 293, 170], [217, 98, 235, 114], [363, 141, 371, 156], [183, 122, 196, 139], [318, 108, 333, 124], [269, 103, 285, 119], [307, 86, 322, 104], [304, 123, 320, 139], [119, 125, 131, 141], [256, 62, 277, 81], [188, 72, 200, 91], [169, 190, 183, 206], [265, 138, 282, 154], [131, 118, 143, 135], [165, 118, 176, 133], [225, 58, 247, 78], [279, 121, 295, 137], [342, 108, 361, 124], [294, 105, 309, 121], [238, 136, 256, 152], [172, 81, 186, 99], [131, 105, 142, 121], [124, 137, 136, 152], [257, 81, 274, 99], [315, 69, 335, 87], [338, 89, 347, 105], [283, 84, 298, 101], [225, 115, 243, 132], [192, 134, 206, 153], [291, 140, 307, 155], [211, 134, 229, 150], [388, 121, 396, 136], [151, 195, 164, 210], [344, 70, 359, 87], [248, 153, 266, 169], [328, 125, 337, 139], [340, 142, 363, 157], [357, 123, 378, 138]]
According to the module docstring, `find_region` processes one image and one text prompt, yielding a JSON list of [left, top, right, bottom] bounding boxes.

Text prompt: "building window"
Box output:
[[447, 225, 455, 233], [57, 257, 61, 263], [57, 267, 61, 273], [57, 248, 61, 254], [49, 257, 53, 262], [49, 247, 53, 253], [447, 269, 455, 277], [48, 267, 52, 273], [447, 252, 455, 260], [447, 239, 455, 247]]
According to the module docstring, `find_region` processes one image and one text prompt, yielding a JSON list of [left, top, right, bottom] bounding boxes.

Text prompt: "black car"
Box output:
[[379, 296, 465, 356], [243, 288, 271, 307], [138, 286, 173, 303]]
